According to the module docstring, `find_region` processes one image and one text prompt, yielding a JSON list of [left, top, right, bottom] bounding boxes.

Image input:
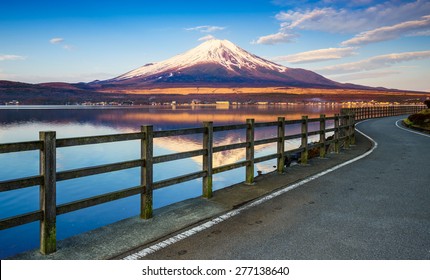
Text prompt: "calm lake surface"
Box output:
[[0, 104, 341, 258]]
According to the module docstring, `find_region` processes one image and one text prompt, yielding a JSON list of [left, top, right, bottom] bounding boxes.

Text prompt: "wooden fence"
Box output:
[[0, 105, 425, 255], [340, 105, 425, 121]]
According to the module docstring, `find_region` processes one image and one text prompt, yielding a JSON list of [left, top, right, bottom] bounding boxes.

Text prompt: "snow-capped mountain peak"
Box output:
[[113, 39, 287, 81], [103, 39, 342, 89]]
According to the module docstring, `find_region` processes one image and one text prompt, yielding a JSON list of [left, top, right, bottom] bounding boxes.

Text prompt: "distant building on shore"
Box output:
[[5, 100, 19, 105]]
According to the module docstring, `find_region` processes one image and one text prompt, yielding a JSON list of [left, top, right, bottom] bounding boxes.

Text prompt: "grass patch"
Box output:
[[404, 109, 430, 132]]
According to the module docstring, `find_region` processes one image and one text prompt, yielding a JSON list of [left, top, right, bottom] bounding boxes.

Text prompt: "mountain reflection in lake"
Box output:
[[0, 104, 340, 258]]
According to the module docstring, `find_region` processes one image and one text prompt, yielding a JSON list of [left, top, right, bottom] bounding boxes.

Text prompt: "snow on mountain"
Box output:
[[102, 39, 344, 88], [113, 39, 287, 81]]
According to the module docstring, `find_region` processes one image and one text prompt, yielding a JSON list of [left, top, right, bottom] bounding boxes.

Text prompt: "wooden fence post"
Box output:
[[203, 122, 213, 198], [301, 116, 308, 165], [350, 114, 356, 145], [277, 117, 285, 174], [39, 131, 57, 255], [344, 115, 351, 149], [245, 119, 255, 185], [334, 114, 340, 153], [319, 114, 326, 158], [141, 125, 153, 219]]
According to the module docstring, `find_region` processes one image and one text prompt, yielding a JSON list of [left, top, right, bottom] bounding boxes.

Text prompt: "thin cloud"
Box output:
[[0, 55, 25, 61], [198, 35, 216, 41], [317, 50, 430, 75], [185, 25, 225, 33], [277, 8, 335, 30], [407, 29, 430, 37], [0, 70, 18, 80], [330, 70, 401, 81], [274, 47, 357, 64], [342, 15, 430, 46], [49, 38, 64, 44], [62, 44, 75, 51], [252, 32, 298, 45], [49, 37, 75, 51]]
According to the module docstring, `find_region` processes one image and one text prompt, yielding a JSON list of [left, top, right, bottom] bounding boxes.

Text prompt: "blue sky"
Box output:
[[1, 0, 429, 91]]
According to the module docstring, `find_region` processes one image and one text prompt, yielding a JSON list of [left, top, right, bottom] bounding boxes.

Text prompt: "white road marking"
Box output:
[[395, 119, 430, 138], [122, 121, 378, 260]]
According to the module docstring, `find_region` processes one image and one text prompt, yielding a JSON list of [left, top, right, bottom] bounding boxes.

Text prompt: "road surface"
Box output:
[[139, 116, 430, 259]]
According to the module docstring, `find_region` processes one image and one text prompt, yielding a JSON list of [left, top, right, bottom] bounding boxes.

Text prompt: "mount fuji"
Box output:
[[95, 39, 349, 89]]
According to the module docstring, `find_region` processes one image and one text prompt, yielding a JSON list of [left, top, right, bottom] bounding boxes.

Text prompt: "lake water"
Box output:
[[0, 104, 341, 258]]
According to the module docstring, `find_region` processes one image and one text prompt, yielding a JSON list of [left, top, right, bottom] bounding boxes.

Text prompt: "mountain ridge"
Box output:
[[96, 39, 352, 89]]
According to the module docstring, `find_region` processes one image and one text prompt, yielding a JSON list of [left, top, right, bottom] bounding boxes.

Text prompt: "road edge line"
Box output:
[[122, 120, 378, 260], [395, 119, 430, 138]]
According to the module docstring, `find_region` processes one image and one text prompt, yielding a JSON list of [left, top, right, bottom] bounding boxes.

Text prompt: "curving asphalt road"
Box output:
[[141, 116, 430, 260]]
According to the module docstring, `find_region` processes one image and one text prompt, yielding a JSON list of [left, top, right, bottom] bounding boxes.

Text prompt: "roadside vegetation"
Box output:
[[404, 100, 430, 132]]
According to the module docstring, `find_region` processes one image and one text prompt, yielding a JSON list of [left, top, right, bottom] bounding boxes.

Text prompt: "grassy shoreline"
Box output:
[[403, 108, 430, 133]]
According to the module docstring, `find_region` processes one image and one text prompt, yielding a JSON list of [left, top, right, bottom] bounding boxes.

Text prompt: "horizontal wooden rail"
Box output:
[[153, 149, 206, 164], [284, 119, 302, 125], [0, 141, 42, 154], [56, 132, 144, 148], [213, 160, 249, 174], [153, 171, 207, 190], [0, 175, 43, 192], [213, 124, 247, 132], [56, 159, 144, 181], [284, 133, 303, 140], [254, 121, 278, 128], [213, 142, 248, 153], [254, 153, 279, 164], [307, 117, 324, 122], [153, 127, 205, 138], [0, 210, 43, 230], [254, 137, 279, 146], [56, 185, 143, 215]]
